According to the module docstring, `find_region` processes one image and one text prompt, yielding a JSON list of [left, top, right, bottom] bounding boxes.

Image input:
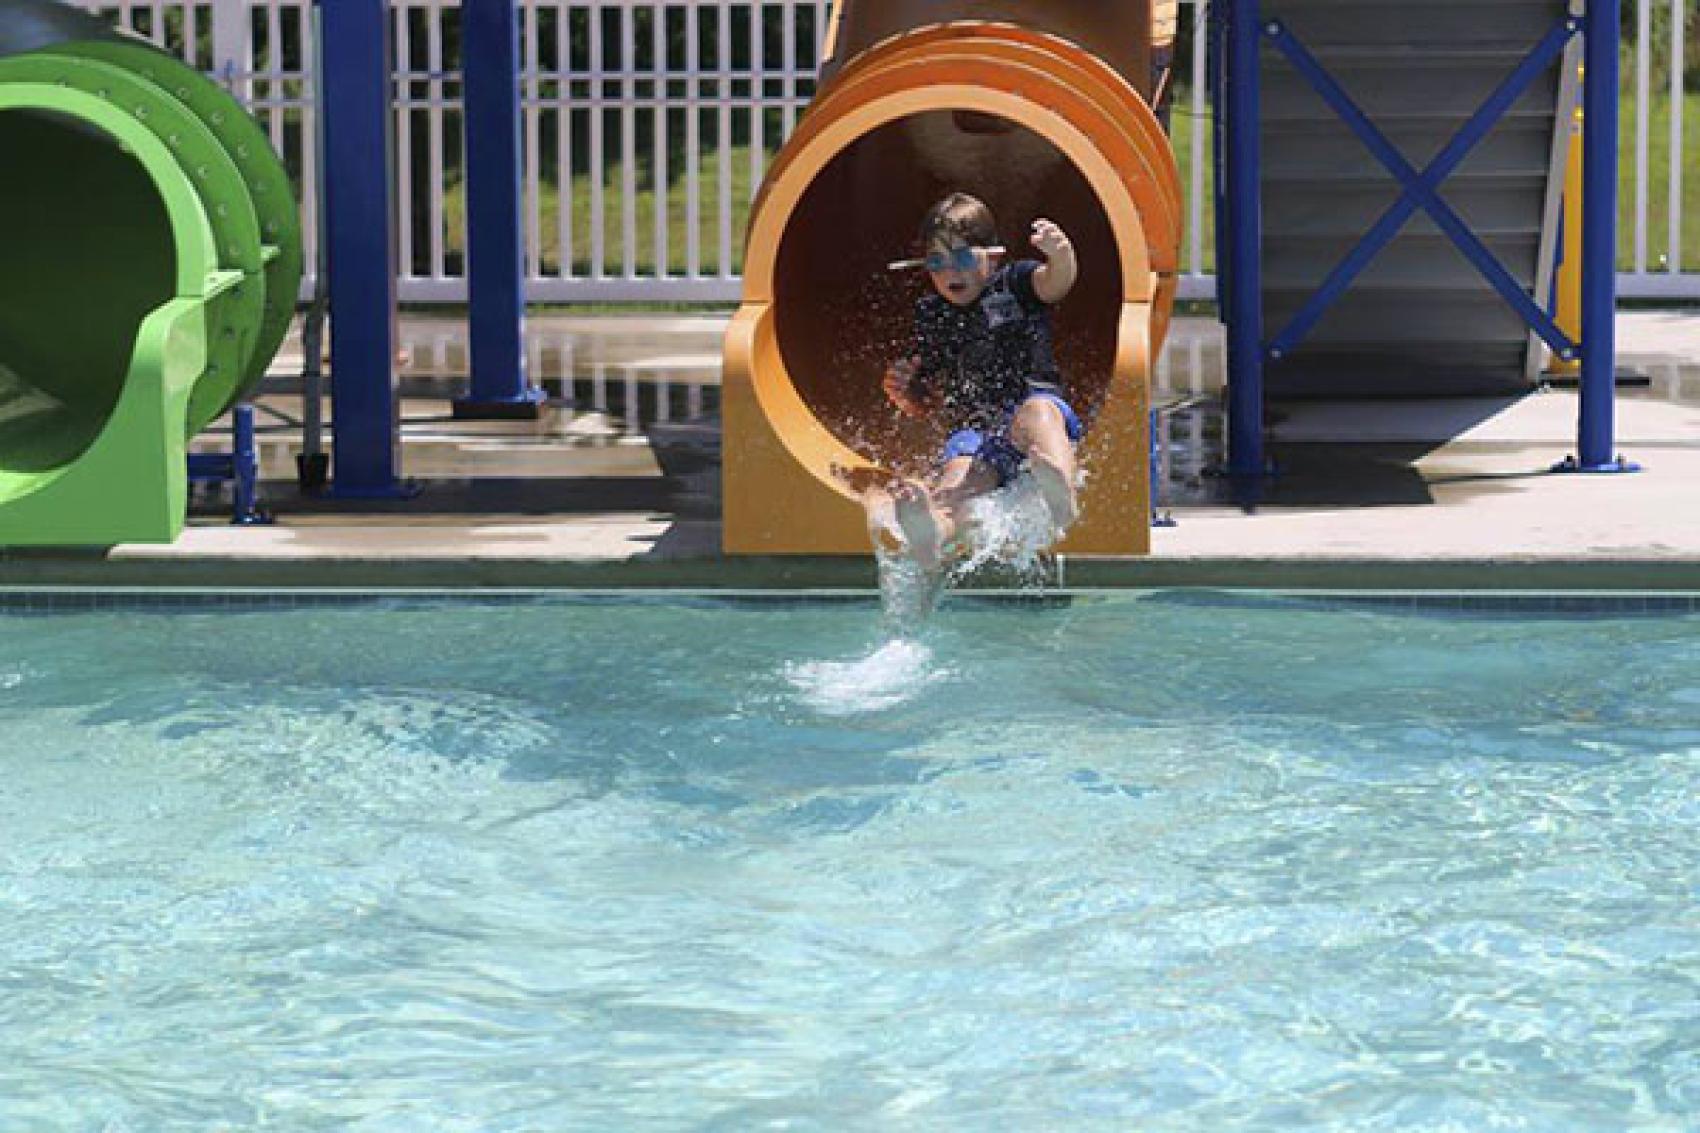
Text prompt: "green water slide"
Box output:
[[0, 0, 301, 544]]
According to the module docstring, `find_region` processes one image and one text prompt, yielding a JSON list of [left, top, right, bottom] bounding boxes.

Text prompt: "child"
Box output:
[[853, 192, 1083, 570]]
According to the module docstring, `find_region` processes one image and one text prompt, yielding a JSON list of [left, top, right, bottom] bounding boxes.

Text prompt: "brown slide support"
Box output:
[[724, 2, 1182, 555]]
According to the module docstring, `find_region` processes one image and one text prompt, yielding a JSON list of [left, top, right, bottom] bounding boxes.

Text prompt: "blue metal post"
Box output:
[[319, 0, 409, 497], [1575, 0, 1630, 470], [1150, 408, 1177, 528], [186, 405, 271, 524], [1224, 0, 1266, 476], [231, 404, 268, 525], [455, 0, 545, 419]]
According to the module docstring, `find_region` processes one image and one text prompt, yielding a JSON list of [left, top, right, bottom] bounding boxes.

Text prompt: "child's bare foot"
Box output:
[[892, 480, 946, 570], [1030, 453, 1079, 530], [860, 489, 906, 555]]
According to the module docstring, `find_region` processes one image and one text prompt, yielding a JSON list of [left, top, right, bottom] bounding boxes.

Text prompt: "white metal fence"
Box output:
[[69, 0, 1700, 302]]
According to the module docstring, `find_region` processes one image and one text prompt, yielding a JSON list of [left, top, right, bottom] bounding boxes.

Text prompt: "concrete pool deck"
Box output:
[[2, 311, 1698, 591]]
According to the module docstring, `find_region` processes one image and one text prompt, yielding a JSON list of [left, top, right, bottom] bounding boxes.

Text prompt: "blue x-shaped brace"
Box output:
[[1262, 16, 1582, 362]]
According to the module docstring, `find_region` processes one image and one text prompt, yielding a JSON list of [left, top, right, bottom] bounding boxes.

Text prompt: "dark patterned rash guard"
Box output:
[[908, 260, 1064, 432]]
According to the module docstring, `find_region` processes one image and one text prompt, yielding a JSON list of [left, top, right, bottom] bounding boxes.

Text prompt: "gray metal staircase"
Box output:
[[1258, 0, 1573, 397]]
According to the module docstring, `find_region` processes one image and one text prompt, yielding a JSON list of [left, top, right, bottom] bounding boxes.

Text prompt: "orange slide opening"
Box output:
[[724, 5, 1181, 555]]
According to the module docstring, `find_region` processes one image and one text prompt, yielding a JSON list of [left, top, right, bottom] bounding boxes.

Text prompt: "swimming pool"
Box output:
[[2, 592, 1696, 1129]]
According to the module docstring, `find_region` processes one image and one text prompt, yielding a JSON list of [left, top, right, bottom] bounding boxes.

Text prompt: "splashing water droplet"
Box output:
[[784, 638, 947, 717], [877, 545, 946, 633], [863, 466, 1071, 631], [950, 471, 1069, 581]]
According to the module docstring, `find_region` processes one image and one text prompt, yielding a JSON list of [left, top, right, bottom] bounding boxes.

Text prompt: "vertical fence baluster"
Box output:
[[524, 0, 543, 282], [749, 4, 764, 205], [622, 5, 637, 278], [396, 3, 415, 281], [686, 0, 700, 277], [589, 0, 606, 276], [1636, 0, 1651, 271], [426, 0, 446, 282], [782, 0, 797, 136], [299, 0, 318, 295], [654, 1, 670, 277], [1189, 0, 1208, 282], [718, 2, 733, 276], [559, 4, 573, 279], [1670, 0, 1685, 273], [265, 0, 284, 157], [211, 0, 250, 98]]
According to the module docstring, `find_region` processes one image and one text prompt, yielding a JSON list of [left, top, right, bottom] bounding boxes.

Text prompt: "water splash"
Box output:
[[868, 467, 1071, 628], [949, 471, 1066, 580], [876, 547, 947, 633], [783, 638, 948, 717]]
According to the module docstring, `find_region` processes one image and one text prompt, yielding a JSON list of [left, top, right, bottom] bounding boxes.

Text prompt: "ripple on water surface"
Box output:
[[0, 596, 1697, 1129]]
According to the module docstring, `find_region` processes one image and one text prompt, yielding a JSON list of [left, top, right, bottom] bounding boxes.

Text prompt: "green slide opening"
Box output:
[[0, 0, 301, 544], [0, 107, 175, 491]]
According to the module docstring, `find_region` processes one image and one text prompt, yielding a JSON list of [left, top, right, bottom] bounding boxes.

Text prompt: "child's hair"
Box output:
[[917, 193, 998, 251]]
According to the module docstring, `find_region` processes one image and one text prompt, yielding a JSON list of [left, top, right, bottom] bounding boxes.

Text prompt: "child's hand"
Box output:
[[882, 357, 931, 417], [1030, 218, 1074, 264], [1029, 217, 1078, 302]]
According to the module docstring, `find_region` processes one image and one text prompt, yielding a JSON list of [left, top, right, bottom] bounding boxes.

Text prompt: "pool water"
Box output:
[[2, 594, 1697, 1130]]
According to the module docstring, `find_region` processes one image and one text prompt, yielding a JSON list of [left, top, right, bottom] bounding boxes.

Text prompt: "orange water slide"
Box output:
[[723, 2, 1183, 554]]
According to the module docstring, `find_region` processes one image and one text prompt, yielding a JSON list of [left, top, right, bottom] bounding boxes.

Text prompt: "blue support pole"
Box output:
[[1150, 409, 1177, 528], [318, 0, 411, 497], [455, 0, 545, 419], [1567, 0, 1637, 472], [186, 405, 271, 525], [230, 404, 267, 525], [1223, 0, 1267, 477]]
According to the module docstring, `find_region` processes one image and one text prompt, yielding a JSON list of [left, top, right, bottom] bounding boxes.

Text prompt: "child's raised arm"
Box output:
[[1029, 218, 1078, 303]]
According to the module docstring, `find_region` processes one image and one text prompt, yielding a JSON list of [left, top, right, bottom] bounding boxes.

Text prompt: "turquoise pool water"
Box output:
[[2, 594, 1697, 1130]]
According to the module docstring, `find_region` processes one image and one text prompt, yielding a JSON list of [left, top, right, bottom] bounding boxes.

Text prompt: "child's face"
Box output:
[[925, 240, 994, 307]]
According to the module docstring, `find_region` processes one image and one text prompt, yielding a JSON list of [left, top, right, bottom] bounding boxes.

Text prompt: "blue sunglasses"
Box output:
[[887, 244, 1005, 273], [926, 245, 982, 273]]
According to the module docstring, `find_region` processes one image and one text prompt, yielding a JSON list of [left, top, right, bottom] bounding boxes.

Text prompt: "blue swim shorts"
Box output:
[[941, 392, 1084, 486]]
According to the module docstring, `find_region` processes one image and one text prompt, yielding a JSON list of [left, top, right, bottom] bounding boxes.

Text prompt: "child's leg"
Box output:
[[863, 486, 905, 554], [893, 456, 994, 569], [932, 454, 1000, 516], [1009, 397, 1079, 527]]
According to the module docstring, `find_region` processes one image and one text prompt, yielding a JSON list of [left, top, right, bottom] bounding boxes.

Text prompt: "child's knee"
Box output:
[[1012, 398, 1068, 447]]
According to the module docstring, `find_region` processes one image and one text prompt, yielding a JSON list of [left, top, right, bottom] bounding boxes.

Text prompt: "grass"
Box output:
[[442, 142, 770, 278], [1168, 89, 1217, 275], [1618, 86, 1700, 272]]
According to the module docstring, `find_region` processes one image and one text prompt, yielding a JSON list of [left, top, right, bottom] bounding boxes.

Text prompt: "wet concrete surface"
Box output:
[[202, 311, 1700, 520], [63, 309, 1700, 588]]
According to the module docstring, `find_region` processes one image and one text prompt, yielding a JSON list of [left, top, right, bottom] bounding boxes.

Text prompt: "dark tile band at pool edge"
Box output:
[[4, 552, 1700, 593], [1, 589, 1697, 616]]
